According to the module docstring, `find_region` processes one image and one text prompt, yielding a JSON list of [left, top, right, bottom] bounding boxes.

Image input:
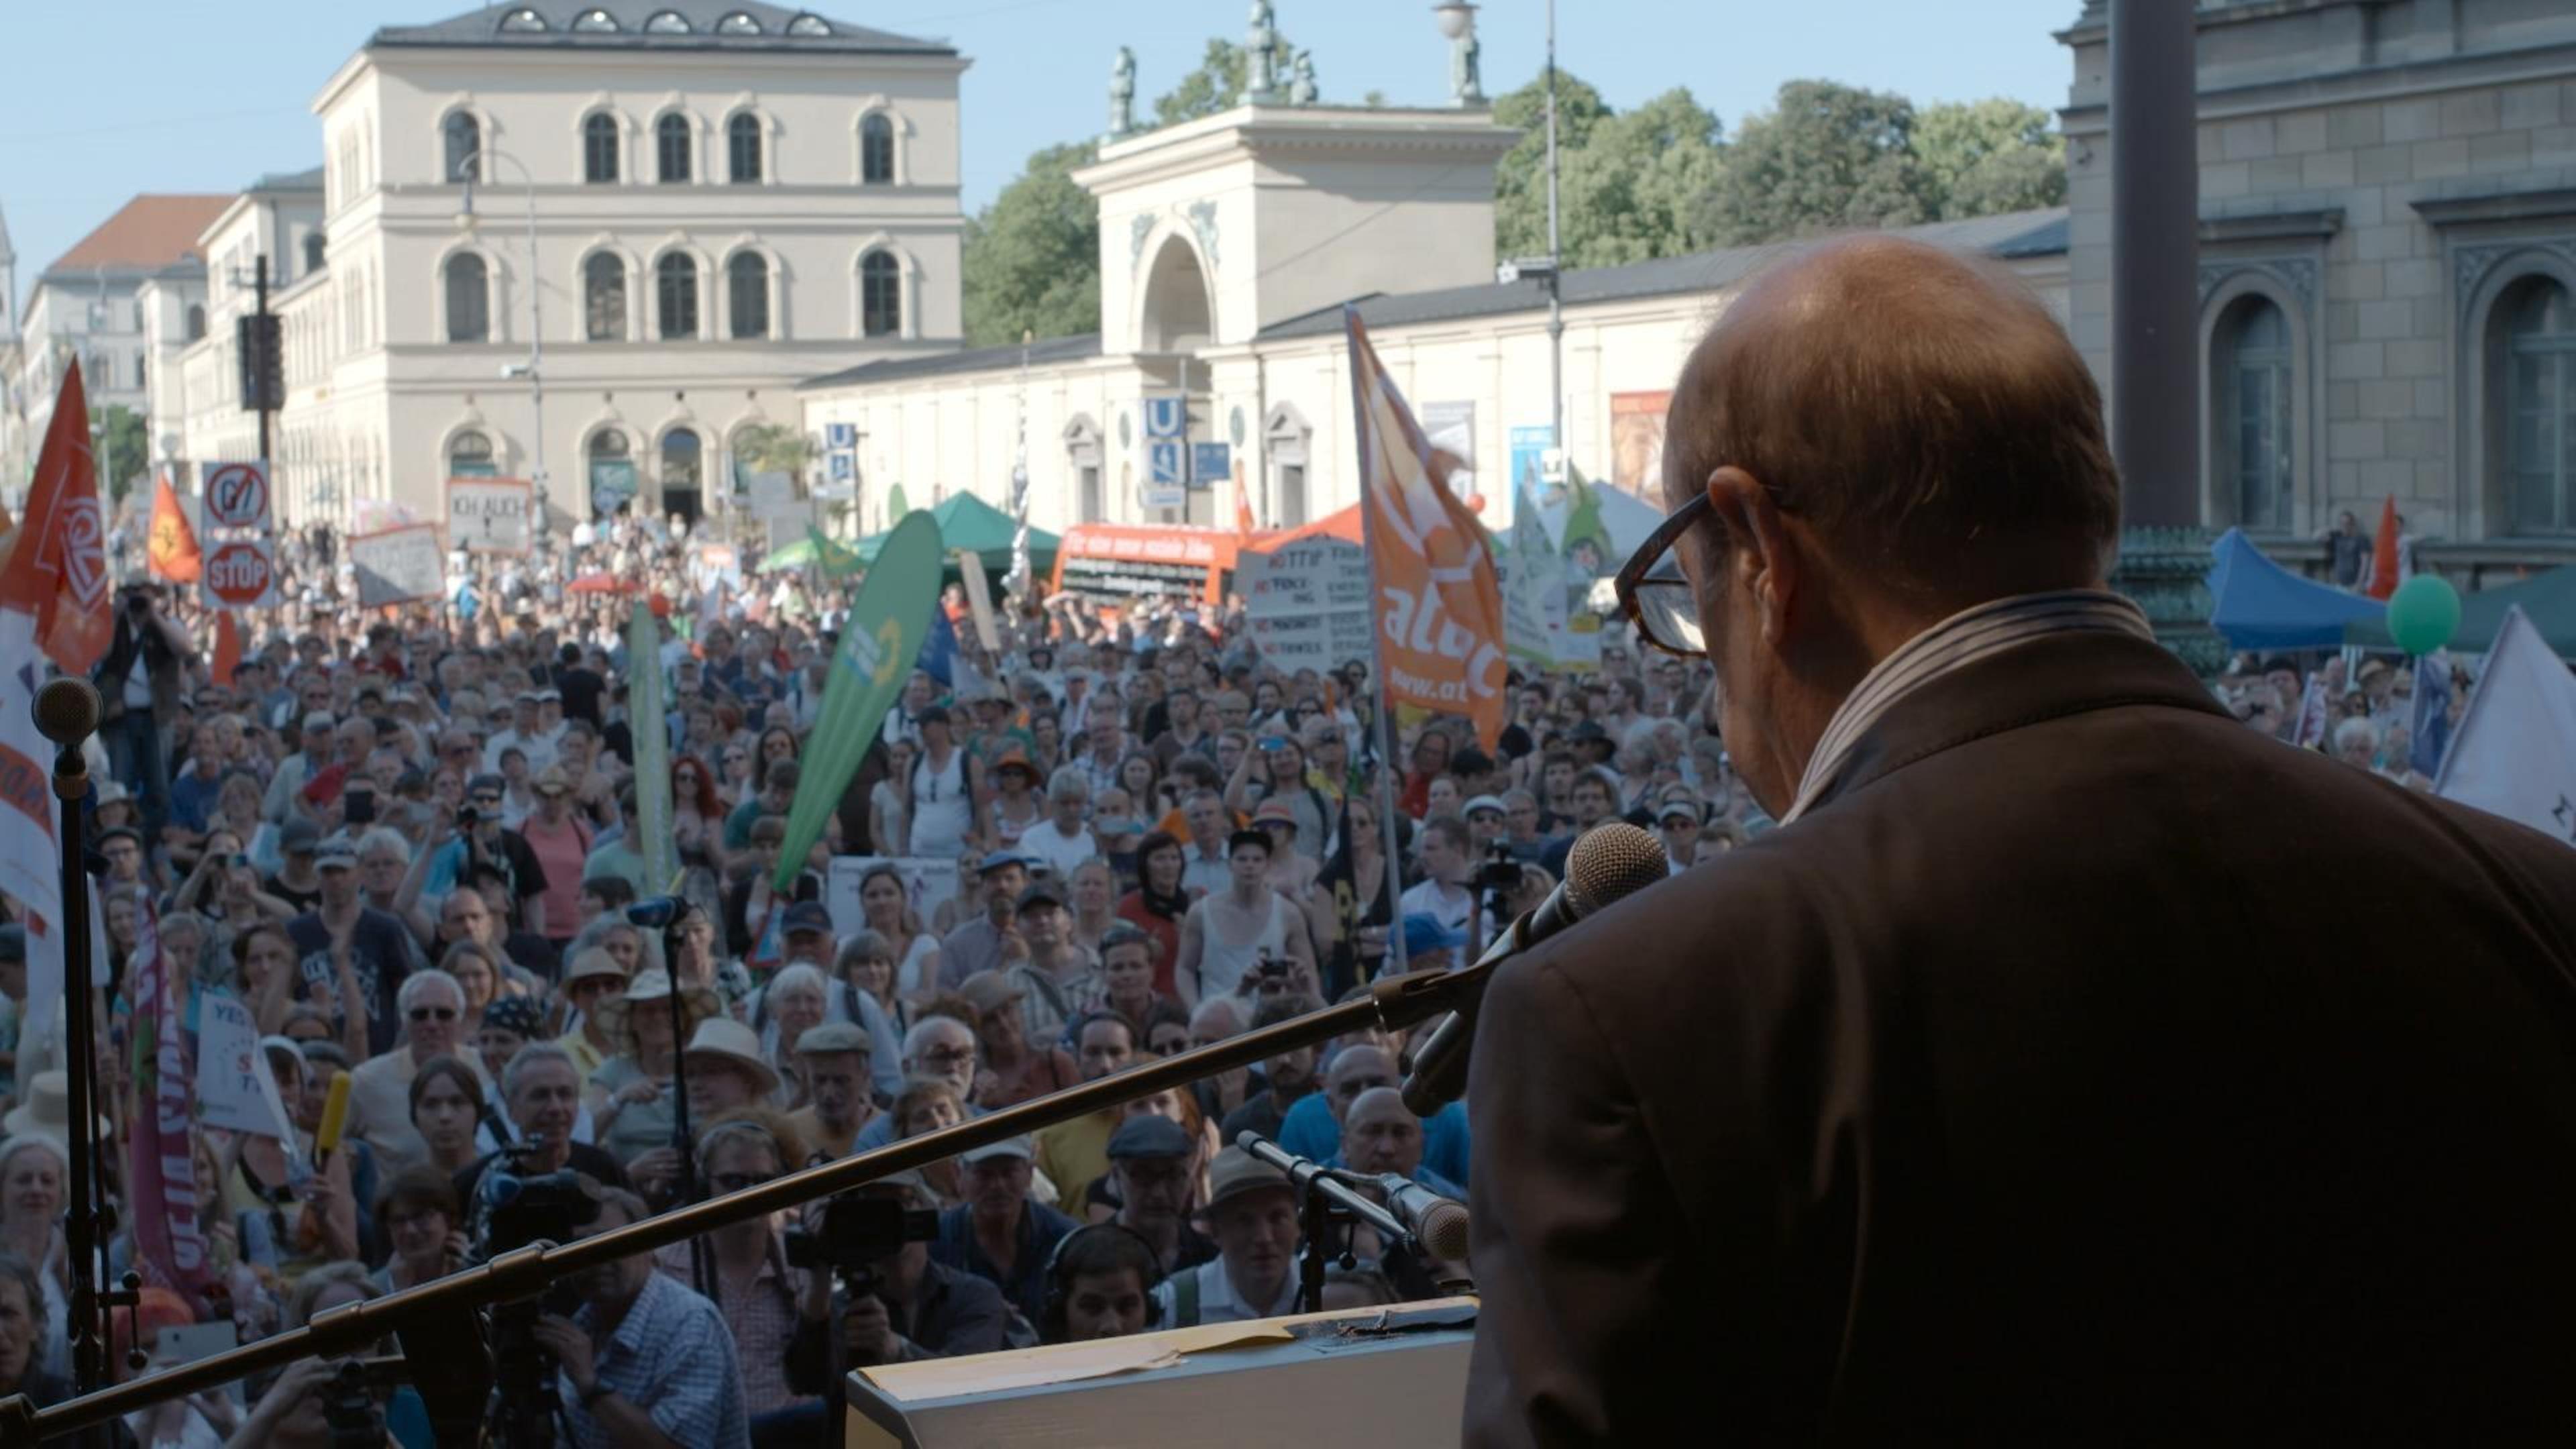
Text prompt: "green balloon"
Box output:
[[2385, 573, 2461, 656]]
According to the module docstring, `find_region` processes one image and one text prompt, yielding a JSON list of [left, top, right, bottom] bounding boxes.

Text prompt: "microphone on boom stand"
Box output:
[[1399, 823, 1668, 1116], [1237, 1135, 1475, 1311]]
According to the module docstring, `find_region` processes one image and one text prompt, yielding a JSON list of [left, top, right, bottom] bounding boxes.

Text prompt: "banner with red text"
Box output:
[[126, 898, 212, 1298], [1344, 309, 1506, 749]]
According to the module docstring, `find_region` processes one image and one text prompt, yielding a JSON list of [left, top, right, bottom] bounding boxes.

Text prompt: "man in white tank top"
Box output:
[[1175, 828, 1316, 1009]]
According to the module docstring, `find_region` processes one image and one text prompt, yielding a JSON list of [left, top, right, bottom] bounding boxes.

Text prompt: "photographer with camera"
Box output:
[[95, 580, 199, 840], [455, 1042, 630, 1218], [784, 1173, 1009, 1403], [223, 1356, 386, 1449], [531, 1185, 749, 1449]]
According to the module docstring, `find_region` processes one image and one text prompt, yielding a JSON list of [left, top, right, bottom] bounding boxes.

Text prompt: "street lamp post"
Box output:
[[1464, 1, 1566, 488], [458, 148, 550, 559]]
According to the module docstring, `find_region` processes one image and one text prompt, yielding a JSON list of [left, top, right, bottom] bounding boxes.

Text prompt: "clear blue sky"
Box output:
[[1, 0, 2078, 288]]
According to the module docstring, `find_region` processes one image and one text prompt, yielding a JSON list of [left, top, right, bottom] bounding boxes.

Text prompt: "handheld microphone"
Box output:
[[626, 895, 688, 930], [1364, 1173, 1471, 1265], [1399, 822, 1667, 1116]]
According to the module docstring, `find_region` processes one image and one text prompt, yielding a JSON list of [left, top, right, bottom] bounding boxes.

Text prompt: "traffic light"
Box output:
[[236, 314, 284, 413]]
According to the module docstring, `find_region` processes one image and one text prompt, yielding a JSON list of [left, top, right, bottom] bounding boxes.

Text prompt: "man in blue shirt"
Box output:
[[531, 1184, 749, 1449]]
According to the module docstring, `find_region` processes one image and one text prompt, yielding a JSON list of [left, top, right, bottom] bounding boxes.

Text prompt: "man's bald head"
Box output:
[[1342, 1087, 1426, 1179], [1326, 1044, 1399, 1123], [1665, 235, 2120, 606]]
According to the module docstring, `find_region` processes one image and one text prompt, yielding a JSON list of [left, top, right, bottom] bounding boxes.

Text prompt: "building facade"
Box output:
[[162, 0, 968, 531], [2060, 0, 2576, 582], [796, 91, 2068, 545], [5, 195, 226, 498]]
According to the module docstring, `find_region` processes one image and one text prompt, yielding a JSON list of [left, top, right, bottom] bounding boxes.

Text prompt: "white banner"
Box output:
[[350, 524, 446, 608], [2436, 606, 2576, 849], [1240, 539, 1374, 674], [447, 478, 533, 555], [193, 991, 291, 1138], [825, 856, 963, 941]]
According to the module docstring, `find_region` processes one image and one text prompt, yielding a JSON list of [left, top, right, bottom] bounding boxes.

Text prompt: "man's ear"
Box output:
[[1703, 467, 1798, 647]]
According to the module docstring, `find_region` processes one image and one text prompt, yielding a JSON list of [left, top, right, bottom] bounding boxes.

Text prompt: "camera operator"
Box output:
[[530, 1185, 749, 1449], [651, 1113, 815, 1423], [454, 1044, 631, 1222], [784, 1173, 1010, 1403], [223, 1357, 384, 1449], [95, 580, 198, 840]]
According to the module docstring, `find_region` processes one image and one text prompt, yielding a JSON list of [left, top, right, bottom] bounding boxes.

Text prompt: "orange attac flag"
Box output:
[[1234, 462, 1260, 541], [1344, 307, 1507, 750], [147, 472, 202, 583], [1, 358, 113, 672], [209, 612, 243, 688], [2367, 495, 2401, 600]]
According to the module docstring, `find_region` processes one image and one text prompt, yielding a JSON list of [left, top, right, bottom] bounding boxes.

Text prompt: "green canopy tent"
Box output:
[[2345, 562, 2576, 659], [855, 492, 1058, 582]]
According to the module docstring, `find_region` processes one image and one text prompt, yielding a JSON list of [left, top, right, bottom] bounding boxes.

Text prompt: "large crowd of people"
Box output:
[[0, 504, 2452, 1446]]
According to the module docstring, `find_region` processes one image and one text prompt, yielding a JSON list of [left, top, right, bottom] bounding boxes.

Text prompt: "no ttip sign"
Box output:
[[204, 539, 276, 608], [203, 462, 271, 530]]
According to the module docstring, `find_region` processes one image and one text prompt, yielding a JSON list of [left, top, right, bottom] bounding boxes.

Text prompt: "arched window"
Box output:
[[663, 427, 704, 500], [2216, 297, 2294, 533], [728, 253, 770, 339], [584, 113, 620, 184], [645, 9, 690, 33], [727, 114, 763, 184], [449, 430, 497, 478], [2507, 278, 2576, 536], [656, 113, 692, 184], [860, 113, 895, 184], [186, 304, 207, 342], [443, 253, 490, 343], [584, 253, 627, 341], [717, 10, 762, 34], [860, 251, 901, 337], [443, 112, 480, 182], [656, 254, 699, 339]]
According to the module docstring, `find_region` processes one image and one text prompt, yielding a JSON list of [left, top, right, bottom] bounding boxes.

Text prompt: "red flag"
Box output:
[[2366, 496, 2400, 600], [147, 471, 202, 583], [1, 360, 113, 672], [1234, 462, 1259, 541], [1345, 309, 1508, 749], [125, 898, 213, 1298], [210, 612, 242, 687]]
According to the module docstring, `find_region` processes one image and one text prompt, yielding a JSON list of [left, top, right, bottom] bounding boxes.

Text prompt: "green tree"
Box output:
[[733, 422, 812, 482], [1556, 89, 1725, 266], [95, 404, 147, 502], [962, 141, 1102, 347], [1913, 97, 2066, 219], [1491, 70, 1614, 262], [1152, 32, 1296, 127], [1699, 79, 1933, 246]]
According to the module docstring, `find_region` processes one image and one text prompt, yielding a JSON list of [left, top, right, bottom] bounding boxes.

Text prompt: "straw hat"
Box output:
[[592, 969, 719, 1044], [3, 1071, 111, 1143], [680, 1017, 782, 1097]]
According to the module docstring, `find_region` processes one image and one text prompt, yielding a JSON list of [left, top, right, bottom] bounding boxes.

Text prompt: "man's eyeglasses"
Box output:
[[408, 1006, 459, 1022], [917, 1046, 977, 1069], [1611, 492, 1712, 658], [709, 1171, 773, 1194]]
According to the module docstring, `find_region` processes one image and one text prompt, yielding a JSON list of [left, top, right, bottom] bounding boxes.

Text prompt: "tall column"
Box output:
[[2107, 0, 2224, 675]]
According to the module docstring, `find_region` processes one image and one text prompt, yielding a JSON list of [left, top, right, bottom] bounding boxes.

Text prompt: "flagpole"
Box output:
[[1343, 310, 1411, 977]]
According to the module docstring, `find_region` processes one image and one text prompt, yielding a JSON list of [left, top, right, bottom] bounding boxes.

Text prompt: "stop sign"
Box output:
[[203, 539, 274, 608]]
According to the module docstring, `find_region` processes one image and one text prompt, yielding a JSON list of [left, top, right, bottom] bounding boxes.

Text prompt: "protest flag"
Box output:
[[1344, 308, 1507, 749], [2434, 606, 2576, 848], [147, 472, 202, 583], [3, 358, 112, 673], [775, 511, 945, 888]]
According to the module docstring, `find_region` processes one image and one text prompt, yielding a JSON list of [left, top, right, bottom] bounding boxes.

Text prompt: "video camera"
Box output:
[[474, 1147, 603, 1448], [784, 1193, 939, 1299], [1474, 841, 1521, 896]]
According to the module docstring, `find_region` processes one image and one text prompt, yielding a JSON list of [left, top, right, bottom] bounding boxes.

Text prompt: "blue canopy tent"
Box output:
[[2206, 527, 2385, 651]]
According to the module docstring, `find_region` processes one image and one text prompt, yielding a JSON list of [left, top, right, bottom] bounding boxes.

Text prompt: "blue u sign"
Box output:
[[1143, 395, 1185, 439]]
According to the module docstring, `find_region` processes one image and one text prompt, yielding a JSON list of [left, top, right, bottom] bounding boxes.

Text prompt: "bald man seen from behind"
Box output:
[[1464, 235, 2576, 1446]]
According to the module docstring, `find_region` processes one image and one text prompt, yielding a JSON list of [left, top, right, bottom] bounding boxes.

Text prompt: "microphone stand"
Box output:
[[1238, 1136, 1412, 1316], [7, 959, 1493, 1446], [661, 919, 712, 1303]]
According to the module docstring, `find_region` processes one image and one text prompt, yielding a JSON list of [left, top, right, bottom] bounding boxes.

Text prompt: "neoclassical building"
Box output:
[[166, 0, 967, 529], [2061, 0, 2576, 582]]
